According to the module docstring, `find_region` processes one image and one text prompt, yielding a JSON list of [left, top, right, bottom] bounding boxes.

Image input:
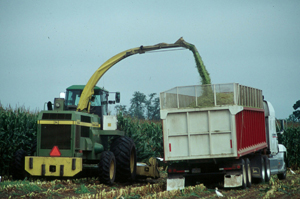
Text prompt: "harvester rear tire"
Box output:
[[12, 149, 27, 180], [111, 136, 137, 181], [98, 151, 116, 185]]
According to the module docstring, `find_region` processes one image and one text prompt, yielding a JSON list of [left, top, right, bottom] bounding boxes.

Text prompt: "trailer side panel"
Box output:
[[163, 107, 237, 161], [235, 108, 267, 157]]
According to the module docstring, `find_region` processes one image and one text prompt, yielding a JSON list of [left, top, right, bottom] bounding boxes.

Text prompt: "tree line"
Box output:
[[114, 91, 160, 121], [287, 100, 300, 122]]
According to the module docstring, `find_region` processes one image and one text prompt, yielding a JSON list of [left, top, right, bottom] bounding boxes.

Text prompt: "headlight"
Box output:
[[55, 102, 60, 108]]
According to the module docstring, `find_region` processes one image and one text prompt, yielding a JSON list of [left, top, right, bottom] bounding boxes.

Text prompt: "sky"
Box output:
[[0, 0, 299, 119]]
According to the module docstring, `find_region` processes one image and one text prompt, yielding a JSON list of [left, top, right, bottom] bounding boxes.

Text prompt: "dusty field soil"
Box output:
[[0, 169, 300, 198]]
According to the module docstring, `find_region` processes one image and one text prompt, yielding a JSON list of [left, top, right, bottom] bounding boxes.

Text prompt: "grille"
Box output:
[[42, 113, 72, 120], [81, 115, 91, 123], [41, 124, 71, 149], [81, 126, 90, 137]]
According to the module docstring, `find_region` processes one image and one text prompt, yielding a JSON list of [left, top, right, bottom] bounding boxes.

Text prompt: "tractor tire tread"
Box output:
[[12, 149, 27, 180], [111, 136, 136, 181], [98, 151, 116, 184]]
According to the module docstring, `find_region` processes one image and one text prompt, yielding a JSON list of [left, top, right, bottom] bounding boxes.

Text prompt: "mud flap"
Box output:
[[224, 171, 243, 188], [167, 177, 185, 191]]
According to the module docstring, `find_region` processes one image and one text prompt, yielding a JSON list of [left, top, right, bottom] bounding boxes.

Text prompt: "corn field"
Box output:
[[1, 104, 300, 176], [278, 126, 300, 169], [0, 105, 38, 176], [116, 113, 163, 162]]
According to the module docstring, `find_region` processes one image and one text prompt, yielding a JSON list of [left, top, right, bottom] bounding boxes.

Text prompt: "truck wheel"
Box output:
[[111, 136, 137, 181], [263, 156, 271, 182], [98, 151, 116, 184], [259, 157, 266, 183], [12, 149, 27, 180], [241, 159, 247, 189], [245, 158, 252, 188], [277, 164, 287, 180]]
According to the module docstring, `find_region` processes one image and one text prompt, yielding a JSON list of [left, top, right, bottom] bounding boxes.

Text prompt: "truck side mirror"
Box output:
[[276, 119, 285, 134], [115, 92, 120, 103], [279, 120, 285, 134]]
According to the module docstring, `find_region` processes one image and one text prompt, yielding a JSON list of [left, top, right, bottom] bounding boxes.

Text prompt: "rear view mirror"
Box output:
[[279, 120, 286, 134], [115, 92, 120, 103]]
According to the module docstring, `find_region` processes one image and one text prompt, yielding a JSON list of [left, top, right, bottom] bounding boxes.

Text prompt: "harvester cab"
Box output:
[[48, 85, 121, 130], [63, 85, 111, 116], [51, 85, 119, 116]]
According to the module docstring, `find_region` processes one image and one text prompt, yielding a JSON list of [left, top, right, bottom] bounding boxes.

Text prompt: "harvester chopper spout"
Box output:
[[76, 37, 211, 112]]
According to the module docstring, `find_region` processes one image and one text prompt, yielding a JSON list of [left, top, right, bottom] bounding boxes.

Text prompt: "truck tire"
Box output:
[[277, 163, 287, 180], [259, 157, 266, 183], [111, 136, 137, 181], [12, 149, 27, 180], [263, 156, 271, 182], [98, 151, 116, 184], [241, 159, 247, 189], [245, 158, 252, 188]]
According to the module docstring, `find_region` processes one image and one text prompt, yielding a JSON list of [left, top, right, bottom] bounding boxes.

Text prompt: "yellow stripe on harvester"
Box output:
[[37, 120, 101, 128]]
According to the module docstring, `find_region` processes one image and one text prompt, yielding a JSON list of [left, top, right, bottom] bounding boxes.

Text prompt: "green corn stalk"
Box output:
[[278, 126, 300, 169], [0, 104, 38, 175], [117, 113, 163, 162]]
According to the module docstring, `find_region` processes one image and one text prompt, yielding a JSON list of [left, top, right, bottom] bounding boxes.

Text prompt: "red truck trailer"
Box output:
[[160, 83, 287, 190]]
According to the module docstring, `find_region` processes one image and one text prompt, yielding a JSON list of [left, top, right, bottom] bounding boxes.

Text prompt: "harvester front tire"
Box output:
[[12, 149, 27, 180], [111, 136, 137, 181], [98, 151, 116, 185]]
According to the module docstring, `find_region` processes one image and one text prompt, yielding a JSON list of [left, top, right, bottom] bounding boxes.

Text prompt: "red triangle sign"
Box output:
[[50, 146, 61, 157]]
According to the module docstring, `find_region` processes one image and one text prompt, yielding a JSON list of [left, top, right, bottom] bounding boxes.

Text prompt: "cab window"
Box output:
[[91, 94, 101, 106], [66, 90, 81, 106]]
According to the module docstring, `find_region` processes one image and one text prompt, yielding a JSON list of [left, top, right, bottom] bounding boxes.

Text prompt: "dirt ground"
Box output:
[[0, 169, 299, 198]]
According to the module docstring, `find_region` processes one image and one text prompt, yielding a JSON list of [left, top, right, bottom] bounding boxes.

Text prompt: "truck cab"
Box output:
[[264, 100, 278, 155], [264, 100, 287, 177]]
